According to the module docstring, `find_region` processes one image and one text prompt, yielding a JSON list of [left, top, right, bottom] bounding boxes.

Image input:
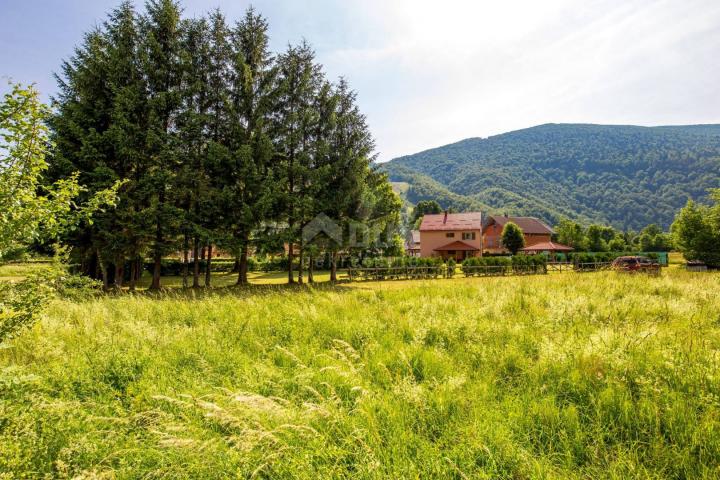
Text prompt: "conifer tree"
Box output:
[[226, 7, 278, 285], [141, 0, 185, 290], [274, 42, 322, 283]]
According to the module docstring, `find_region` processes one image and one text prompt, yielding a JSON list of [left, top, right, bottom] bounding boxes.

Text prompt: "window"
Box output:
[[446, 232, 455, 238], [462, 232, 476, 240]]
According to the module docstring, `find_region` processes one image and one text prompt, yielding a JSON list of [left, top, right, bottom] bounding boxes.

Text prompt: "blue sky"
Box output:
[[2, 0, 720, 161]]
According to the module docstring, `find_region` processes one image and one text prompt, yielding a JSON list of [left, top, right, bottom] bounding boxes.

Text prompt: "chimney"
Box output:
[[443, 210, 448, 223]]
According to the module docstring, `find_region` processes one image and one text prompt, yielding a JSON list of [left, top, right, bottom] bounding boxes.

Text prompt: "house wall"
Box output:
[[419, 230, 482, 258]]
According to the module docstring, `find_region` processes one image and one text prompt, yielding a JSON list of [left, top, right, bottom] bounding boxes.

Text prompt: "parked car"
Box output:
[[611, 256, 660, 274]]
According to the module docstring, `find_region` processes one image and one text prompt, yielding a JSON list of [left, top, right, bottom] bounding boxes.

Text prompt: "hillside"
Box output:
[[383, 124, 720, 229]]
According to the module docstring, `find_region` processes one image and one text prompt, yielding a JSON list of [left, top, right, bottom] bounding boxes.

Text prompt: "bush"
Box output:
[[446, 258, 456, 278], [461, 255, 546, 276], [1, 250, 101, 344], [144, 259, 237, 276]]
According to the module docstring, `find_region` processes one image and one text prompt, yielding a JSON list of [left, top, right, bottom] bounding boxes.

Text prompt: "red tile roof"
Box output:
[[520, 241, 573, 252], [487, 215, 554, 235], [433, 240, 479, 251], [420, 212, 482, 231]]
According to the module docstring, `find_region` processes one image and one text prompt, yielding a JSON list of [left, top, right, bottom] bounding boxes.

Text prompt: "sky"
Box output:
[[2, 0, 720, 161]]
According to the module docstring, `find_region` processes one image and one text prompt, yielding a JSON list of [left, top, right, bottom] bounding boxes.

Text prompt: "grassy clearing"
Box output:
[[0, 262, 332, 287], [2, 269, 720, 478], [0, 262, 52, 282]]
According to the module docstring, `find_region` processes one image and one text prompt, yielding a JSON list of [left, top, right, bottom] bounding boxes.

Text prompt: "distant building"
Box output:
[[482, 214, 554, 254], [419, 212, 483, 261], [405, 230, 421, 257]]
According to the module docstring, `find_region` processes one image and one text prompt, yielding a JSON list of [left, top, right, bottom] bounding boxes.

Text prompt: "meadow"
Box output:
[[2, 268, 720, 478]]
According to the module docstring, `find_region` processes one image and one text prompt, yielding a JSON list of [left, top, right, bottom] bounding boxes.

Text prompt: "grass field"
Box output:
[[2, 268, 720, 478]]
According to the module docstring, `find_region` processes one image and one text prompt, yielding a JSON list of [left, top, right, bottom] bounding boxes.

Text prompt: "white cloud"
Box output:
[[309, 0, 720, 160], [4, 0, 719, 161]]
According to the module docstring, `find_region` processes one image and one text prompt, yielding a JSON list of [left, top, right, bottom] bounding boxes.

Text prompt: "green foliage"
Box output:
[[501, 222, 525, 255], [50, 3, 399, 288], [556, 218, 588, 250], [445, 258, 456, 278], [555, 218, 672, 253], [671, 194, 720, 266], [384, 124, 720, 229], [0, 83, 120, 261], [410, 199, 442, 226], [0, 83, 116, 343], [1, 248, 100, 344], [462, 254, 547, 276], [4, 271, 717, 477]]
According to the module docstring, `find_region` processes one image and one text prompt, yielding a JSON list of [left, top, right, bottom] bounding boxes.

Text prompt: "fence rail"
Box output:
[[461, 264, 547, 277], [343, 261, 659, 283], [347, 266, 444, 282]]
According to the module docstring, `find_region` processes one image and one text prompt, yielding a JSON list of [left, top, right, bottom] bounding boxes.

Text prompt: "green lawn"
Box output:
[[2, 268, 720, 478]]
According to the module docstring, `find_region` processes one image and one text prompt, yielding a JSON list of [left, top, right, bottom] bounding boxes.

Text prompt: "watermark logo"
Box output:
[[302, 213, 343, 245], [302, 212, 398, 248]]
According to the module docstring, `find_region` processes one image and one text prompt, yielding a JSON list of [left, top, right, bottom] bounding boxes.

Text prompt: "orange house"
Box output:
[[482, 215, 554, 254], [419, 212, 483, 261]]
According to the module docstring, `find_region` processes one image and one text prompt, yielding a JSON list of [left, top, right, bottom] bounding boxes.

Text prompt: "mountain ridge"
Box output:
[[382, 123, 720, 230]]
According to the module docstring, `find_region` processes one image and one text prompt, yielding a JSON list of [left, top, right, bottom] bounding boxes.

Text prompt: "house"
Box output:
[[419, 212, 483, 260], [405, 230, 421, 257], [482, 215, 554, 254]]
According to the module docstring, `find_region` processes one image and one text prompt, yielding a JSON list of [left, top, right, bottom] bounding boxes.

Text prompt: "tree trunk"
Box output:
[[151, 250, 162, 290], [98, 250, 109, 290], [182, 233, 189, 288], [150, 194, 163, 290], [298, 245, 304, 285], [192, 237, 200, 288], [330, 251, 337, 283], [237, 242, 249, 285], [204, 243, 212, 287], [129, 257, 137, 292], [287, 242, 295, 284], [308, 254, 314, 283], [114, 261, 124, 289]]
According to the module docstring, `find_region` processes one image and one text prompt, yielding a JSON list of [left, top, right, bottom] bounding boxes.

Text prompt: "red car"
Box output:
[[611, 256, 660, 274]]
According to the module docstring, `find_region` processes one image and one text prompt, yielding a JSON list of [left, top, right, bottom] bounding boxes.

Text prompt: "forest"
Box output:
[[47, 0, 400, 290], [383, 123, 720, 229]]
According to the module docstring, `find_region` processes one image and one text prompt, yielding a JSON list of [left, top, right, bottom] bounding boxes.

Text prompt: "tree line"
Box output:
[[554, 220, 672, 253], [49, 0, 400, 290]]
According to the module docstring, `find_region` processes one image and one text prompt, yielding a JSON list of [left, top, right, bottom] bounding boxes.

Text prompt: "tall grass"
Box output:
[[2, 269, 720, 478]]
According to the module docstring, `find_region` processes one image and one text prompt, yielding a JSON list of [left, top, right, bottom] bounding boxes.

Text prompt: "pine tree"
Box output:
[[226, 7, 278, 285], [274, 42, 322, 283], [141, 0, 184, 290]]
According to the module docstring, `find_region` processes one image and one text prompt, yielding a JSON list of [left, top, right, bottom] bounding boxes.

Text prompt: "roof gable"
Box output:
[[487, 215, 554, 235], [419, 212, 482, 231]]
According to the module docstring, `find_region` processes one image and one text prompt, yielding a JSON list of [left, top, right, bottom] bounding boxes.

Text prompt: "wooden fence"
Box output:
[[461, 264, 547, 277], [346, 266, 444, 282], [342, 260, 657, 283]]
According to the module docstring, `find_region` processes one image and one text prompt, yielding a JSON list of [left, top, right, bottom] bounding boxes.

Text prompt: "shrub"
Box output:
[[1, 250, 101, 344], [446, 258, 456, 278]]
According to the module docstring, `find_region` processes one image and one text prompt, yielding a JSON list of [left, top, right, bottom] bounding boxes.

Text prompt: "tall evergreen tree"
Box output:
[[176, 16, 209, 287], [141, 0, 184, 290], [274, 42, 322, 283], [226, 7, 278, 285]]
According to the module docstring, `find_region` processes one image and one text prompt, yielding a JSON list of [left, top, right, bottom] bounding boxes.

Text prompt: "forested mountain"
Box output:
[[383, 124, 720, 229]]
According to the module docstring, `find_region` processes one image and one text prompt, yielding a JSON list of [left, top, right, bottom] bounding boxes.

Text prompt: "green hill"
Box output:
[[382, 124, 720, 229]]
